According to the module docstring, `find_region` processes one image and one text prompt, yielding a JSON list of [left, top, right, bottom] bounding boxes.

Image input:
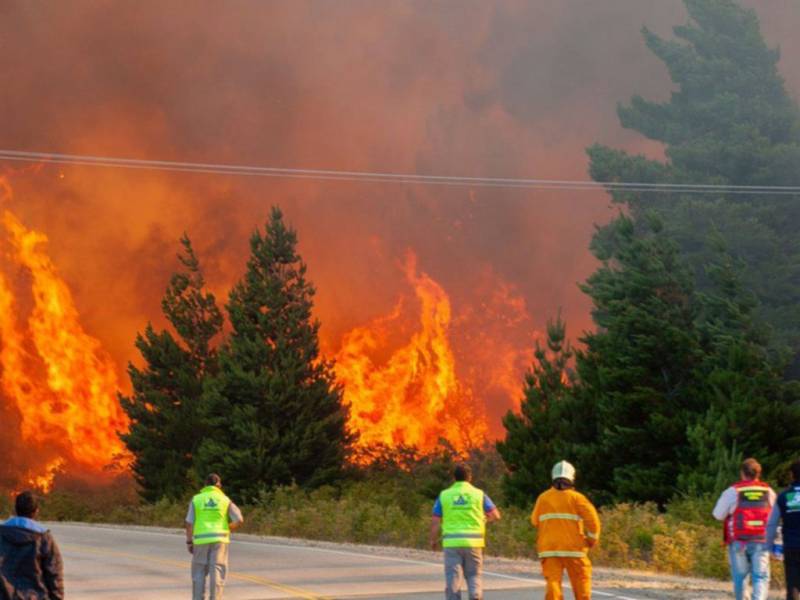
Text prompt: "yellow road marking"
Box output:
[[62, 544, 328, 600]]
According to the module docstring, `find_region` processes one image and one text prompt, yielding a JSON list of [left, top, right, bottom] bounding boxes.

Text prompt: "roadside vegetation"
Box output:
[[23, 447, 780, 584], [5, 0, 793, 589]]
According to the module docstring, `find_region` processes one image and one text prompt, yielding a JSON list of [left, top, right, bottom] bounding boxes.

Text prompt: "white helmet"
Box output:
[[551, 460, 576, 483]]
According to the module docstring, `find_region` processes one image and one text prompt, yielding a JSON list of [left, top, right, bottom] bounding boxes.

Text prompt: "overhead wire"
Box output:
[[1, 149, 799, 195]]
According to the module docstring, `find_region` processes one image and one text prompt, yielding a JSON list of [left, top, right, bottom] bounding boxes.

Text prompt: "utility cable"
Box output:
[[1, 149, 799, 195]]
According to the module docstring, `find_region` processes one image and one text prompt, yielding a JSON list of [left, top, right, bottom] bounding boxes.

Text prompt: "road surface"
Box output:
[[51, 523, 650, 599]]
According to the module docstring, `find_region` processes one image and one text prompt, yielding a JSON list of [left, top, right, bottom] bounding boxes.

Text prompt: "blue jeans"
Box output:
[[728, 541, 770, 600]]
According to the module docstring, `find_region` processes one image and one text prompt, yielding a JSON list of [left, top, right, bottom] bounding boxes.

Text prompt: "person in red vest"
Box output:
[[713, 458, 776, 600]]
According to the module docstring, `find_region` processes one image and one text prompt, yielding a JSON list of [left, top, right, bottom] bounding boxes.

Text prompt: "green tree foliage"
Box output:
[[497, 313, 575, 506], [498, 1, 800, 505], [587, 0, 800, 357], [680, 238, 800, 493], [196, 207, 352, 502], [575, 214, 705, 504], [120, 236, 223, 501]]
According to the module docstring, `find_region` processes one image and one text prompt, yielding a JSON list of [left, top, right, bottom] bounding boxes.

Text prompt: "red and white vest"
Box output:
[[724, 480, 772, 544]]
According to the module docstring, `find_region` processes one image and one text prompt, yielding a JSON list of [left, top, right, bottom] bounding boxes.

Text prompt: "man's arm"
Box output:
[[185, 500, 195, 554], [576, 494, 601, 547], [712, 488, 735, 521], [430, 516, 442, 551], [483, 494, 501, 523], [766, 503, 781, 551], [228, 502, 244, 531], [486, 508, 501, 523], [185, 522, 194, 553], [530, 497, 541, 528], [42, 534, 65, 600]]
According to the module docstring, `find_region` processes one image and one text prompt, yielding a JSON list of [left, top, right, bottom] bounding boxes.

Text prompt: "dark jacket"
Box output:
[[777, 483, 800, 550], [0, 525, 64, 600]]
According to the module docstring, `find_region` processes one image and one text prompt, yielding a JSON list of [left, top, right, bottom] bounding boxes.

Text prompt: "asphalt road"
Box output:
[[50, 523, 646, 599]]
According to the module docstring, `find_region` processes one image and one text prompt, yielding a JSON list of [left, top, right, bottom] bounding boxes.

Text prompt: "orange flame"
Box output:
[[24, 459, 65, 494], [0, 176, 128, 489], [335, 253, 488, 455]]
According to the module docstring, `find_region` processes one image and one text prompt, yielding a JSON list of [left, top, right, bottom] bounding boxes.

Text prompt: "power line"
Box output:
[[1, 149, 799, 195]]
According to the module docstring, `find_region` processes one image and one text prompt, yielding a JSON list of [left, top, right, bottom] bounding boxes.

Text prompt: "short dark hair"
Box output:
[[741, 458, 762, 480], [791, 459, 800, 482], [205, 473, 221, 487], [454, 464, 471, 482], [15, 491, 39, 518]]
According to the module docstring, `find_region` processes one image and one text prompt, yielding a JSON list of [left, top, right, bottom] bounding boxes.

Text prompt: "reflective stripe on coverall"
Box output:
[[531, 487, 600, 600]]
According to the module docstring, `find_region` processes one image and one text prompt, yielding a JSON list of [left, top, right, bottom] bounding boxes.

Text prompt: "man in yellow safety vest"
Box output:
[[430, 464, 501, 600], [531, 461, 600, 600], [185, 474, 244, 600]]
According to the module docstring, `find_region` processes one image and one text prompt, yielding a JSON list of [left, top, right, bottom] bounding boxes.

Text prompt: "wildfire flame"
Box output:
[[21, 459, 65, 495], [0, 176, 128, 491], [0, 173, 528, 487], [335, 253, 488, 455]]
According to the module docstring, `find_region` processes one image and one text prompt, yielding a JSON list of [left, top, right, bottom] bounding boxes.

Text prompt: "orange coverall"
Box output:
[[531, 487, 601, 600]]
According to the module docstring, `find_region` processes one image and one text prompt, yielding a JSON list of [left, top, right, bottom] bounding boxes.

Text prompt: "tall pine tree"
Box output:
[[587, 0, 800, 360], [497, 314, 575, 507], [680, 237, 800, 493], [196, 207, 351, 501], [120, 236, 223, 501], [575, 214, 704, 504]]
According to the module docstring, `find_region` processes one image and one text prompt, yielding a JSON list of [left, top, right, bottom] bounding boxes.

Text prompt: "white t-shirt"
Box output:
[[712, 482, 776, 521]]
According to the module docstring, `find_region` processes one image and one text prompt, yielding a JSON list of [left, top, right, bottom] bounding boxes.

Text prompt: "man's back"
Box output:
[[0, 520, 64, 600], [531, 487, 600, 556]]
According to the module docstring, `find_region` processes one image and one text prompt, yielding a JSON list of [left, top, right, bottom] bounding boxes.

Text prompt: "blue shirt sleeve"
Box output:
[[432, 497, 443, 517], [483, 494, 497, 514]]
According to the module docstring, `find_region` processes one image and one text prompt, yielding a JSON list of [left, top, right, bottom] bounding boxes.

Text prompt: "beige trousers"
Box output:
[[444, 547, 483, 600], [191, 542, 229, 600]]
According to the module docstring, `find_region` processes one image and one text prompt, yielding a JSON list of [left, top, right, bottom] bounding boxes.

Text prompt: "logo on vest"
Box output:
[[204, 498, 219, 509], [788, 492, 800, 510], [742, 490, 766, 501], [452, 495, 470, 507]]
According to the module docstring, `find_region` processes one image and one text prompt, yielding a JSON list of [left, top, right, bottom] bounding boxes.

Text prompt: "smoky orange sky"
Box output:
[[0, 1, 798, 475]]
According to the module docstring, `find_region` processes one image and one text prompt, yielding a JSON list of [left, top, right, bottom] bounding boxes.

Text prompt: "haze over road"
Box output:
[[49, 523, 657, 600]]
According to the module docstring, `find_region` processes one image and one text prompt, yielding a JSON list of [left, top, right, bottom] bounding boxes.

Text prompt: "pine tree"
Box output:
[[120, 236, 223, 501], [196, 207, 351, 501], [575, 214, 704, 504], [587, 0, 800, 358], [679, 237, 800, 493], [497, 313, 575, 507]]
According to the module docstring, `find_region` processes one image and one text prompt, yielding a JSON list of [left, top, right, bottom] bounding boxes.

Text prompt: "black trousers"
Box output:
[[785, 549, 800, 600]]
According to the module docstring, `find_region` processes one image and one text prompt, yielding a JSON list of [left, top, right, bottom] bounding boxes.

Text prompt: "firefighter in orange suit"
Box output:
[[531, 461, 600, 600]]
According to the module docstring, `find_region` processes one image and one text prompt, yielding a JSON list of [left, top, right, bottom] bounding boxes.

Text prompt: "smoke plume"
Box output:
[[0, 1, 797, 486]]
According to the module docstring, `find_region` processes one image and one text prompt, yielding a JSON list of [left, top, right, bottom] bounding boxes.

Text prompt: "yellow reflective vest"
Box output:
[[192, 486, 232, 545], [440, 481, 486, 548], [531, 487, 600, 558]]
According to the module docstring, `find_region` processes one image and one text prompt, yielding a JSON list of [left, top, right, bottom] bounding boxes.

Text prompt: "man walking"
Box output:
[[430, 464, 501, 600], [531, 460, 600, 600], [186, 474, 244, 600], [767, 458, 800, 600], [0, 490, 64, 600], [713, 457, 775, 600]]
